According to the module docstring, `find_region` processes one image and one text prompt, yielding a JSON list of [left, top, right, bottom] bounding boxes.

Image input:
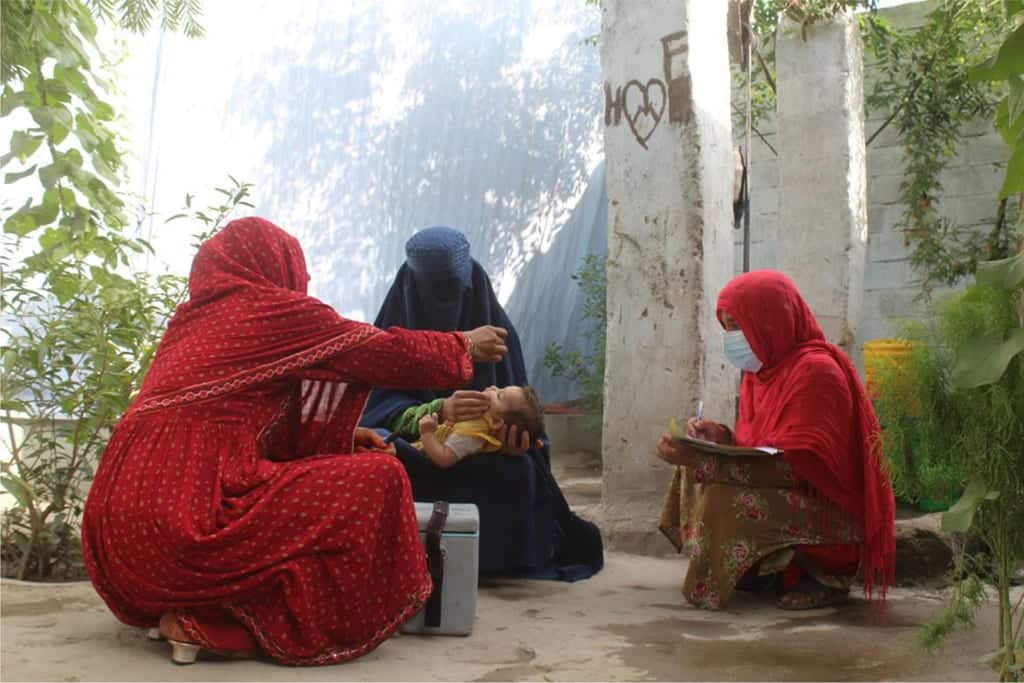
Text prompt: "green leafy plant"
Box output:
[[918, 275, 1023, 680], [2, 1, 204, 247], [968, 0, 1024, 204], [867, 0, 1012, 293], [873, 316, 967, 511], [918, 557, 990, 650], [927, 11, 1024, 678], [1, 260, 183, 579], [732, 1, 881, 153], [736, 0, 1013, 293], [0, 1, 263, 581], [930, 283, 1024, 681], [873, 279, 1022, 679], [543, 254, 607, 417], [1, 178, 253, 580]]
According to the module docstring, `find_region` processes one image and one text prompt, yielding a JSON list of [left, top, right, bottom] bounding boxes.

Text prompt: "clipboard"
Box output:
[[668, 418, 782, 457]]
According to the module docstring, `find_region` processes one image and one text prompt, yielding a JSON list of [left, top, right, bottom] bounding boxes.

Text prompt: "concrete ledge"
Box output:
[[545, 412, 601, 457], [596, 502, 679, 557]]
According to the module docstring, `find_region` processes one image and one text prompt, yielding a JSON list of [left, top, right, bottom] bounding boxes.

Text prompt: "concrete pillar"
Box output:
[[599, 0, 736, 553], [776, 12, 868, 353]]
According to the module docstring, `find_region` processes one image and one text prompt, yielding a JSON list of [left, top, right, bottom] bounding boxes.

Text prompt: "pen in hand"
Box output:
[[691, 400, 706, 441]]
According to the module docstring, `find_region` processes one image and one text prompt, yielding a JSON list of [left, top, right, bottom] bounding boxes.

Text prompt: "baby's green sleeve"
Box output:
[[391, 398, 446, 439]]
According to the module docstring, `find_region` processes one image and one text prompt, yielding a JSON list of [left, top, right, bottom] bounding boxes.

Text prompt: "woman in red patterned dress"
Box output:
[[81, 217, 508, 665], [656, 270, 894, 611]]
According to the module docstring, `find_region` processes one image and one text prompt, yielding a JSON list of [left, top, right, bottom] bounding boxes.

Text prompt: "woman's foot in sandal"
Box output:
[[157, 611, 257, 664], [776, 579, 849, 610], [156, 612, 199, 664]]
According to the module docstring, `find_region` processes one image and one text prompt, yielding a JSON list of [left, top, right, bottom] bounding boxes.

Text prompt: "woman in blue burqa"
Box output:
[[361, 226, 603, 580]]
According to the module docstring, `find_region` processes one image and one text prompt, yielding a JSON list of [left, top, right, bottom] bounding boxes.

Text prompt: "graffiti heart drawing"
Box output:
[[622, 78, 666, 149]]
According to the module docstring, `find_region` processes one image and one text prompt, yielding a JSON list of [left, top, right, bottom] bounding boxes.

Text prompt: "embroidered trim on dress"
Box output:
[[134, 326, 381, 414], [227, 580, 433, 666]]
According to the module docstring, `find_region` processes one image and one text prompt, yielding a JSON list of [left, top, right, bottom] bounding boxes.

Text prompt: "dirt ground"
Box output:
[[1, 551, 1013, 682]]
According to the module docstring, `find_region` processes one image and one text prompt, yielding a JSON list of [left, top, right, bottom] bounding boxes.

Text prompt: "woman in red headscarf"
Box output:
[[81, 217, 509, 665], [655, 270, 894, 610]]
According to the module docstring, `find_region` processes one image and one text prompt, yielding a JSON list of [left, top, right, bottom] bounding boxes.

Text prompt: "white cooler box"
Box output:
[[400, 501, 479, 636]]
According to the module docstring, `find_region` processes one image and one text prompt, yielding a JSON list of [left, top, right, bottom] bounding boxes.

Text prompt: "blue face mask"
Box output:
[[723, 329, 763, 373]]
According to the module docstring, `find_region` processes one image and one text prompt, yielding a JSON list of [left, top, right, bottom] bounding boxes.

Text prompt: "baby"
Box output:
[[415, 385, 544, 468]]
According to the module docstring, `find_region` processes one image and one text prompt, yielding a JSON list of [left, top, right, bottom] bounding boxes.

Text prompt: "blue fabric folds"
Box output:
[[361, 228, 602, 580]]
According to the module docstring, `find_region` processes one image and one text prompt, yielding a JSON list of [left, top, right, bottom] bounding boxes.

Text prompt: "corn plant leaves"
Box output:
[[969, 24, 1024, 82], [976, 252, 1024, 290], [1000, 144, 1024, 198], [952, 328, 1024, 389], [942, 478, 1000, 533]]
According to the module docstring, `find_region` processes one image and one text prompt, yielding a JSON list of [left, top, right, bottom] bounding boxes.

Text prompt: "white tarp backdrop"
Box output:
[[115, 0, 609, 403]]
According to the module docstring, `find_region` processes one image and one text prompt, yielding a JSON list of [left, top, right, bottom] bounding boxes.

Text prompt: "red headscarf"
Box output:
[[131, 217, 382, 452], [717, 270, 895, 602]]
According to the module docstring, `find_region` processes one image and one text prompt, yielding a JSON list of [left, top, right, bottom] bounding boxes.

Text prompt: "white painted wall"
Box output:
[[599, 0, 735, 552], [775, 12, 868, 353]]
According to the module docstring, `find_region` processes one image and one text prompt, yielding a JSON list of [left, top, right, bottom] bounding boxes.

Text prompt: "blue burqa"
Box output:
[[360, 227, 603, 580]]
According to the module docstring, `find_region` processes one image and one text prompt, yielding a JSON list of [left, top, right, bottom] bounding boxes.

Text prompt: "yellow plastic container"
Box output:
[[863, 339, 914, 398]]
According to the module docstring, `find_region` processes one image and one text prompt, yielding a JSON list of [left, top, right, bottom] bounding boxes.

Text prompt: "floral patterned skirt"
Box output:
[[658, 454, 861, 609]]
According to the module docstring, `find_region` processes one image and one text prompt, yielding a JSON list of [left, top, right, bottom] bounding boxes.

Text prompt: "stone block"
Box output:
[[750, 242, 776, 270], [559, 476, 602, 507], [546, 413, 602, 460], [597, 507, 677, 557], [733, 239, 759, 269], [950, 139, 972, 169], [751, 184, 779, 216], [733, 217, 775, 245], [960, 116, 998, 137], [860, 287, 883, 318], [967, 134, 1011, 165], [864, 259, 910, 291], [737, 107, 777, 136], [856, 315, 894, 350], [865, 118, 904, 148], [751, 211, 778, 242], [950, 195, 1000, 227], [750, 158, 779, 189], [868, 228, 909, 263], [938, 164, 1005, 198], [867, 144, 906, 175], [894, 514, 954, 586], [868, 203, 905, 234], [752, 133, 778, 159], [868, 173, 905, 205], [877, 288, 924, 318], [733, 240, 776, 273], [733, 216, 768, 242]]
